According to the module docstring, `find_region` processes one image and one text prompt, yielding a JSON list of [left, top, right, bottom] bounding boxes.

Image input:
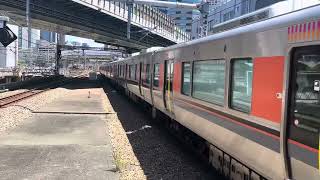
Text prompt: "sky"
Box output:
[[65, 35, 104, 47]]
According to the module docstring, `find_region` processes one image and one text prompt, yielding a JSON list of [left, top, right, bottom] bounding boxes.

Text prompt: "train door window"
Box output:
[[141, 63, 145, 83], [119, 65, 122, 77], [165, 61, 174, 92], [128, 65, 131, 79], [153, 63, 160, 87], [121, 65, 123, 77], [119, 65, 121, 77], [130, 65, 135, 80], [122, 65, 124, 77], [125, 65, 127, 78], [192, 59, 225, 105], [134, 64, 138, 80], [230, 58, 253, 113], [122, 65, 126, 77], [145, 64, 151, 84], [182, 62, 191, 95]]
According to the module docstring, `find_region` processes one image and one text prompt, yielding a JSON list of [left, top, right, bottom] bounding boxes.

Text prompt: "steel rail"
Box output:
[[0, 75, 86, 108]]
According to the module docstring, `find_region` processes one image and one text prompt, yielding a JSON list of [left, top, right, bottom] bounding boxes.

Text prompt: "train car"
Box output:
[[100, 4, 320, 180]]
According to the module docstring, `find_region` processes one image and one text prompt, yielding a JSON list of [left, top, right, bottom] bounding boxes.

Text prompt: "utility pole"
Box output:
[[26, 0, 31, 48], [82, 48, 86, 70], [56, 45, 61, 75]]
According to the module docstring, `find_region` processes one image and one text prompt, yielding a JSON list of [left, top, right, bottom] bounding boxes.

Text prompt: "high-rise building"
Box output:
[[160, 0, 201, 39], [17, 27, 40, 49], [40, 31, 57, 43], [204, 0, 319, 37]]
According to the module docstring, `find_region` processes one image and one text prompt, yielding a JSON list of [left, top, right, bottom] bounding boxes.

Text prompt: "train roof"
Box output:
[[109, 4, 320, 64]]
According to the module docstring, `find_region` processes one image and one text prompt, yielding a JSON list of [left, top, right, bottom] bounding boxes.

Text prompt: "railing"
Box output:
[[78, 0, 191, 43]]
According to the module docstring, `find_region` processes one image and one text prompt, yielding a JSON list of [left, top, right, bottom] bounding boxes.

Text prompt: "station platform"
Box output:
[[0, 81, 119, 179]]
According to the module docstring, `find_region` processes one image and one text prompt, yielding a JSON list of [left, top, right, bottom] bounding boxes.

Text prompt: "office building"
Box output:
[[203, 0, 320, 37], [160, 0, 201, 39], [17, 27, 40, 49], [40, 31, 57, 43]]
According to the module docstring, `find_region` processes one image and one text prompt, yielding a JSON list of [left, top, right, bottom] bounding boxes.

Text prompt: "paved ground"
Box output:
[[0, 81, 119, 180], [0, 79, 224, 180]]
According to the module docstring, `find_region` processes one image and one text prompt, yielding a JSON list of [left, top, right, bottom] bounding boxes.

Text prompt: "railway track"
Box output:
[[0, 74, 87, 108], [0, 90, 44, 107]]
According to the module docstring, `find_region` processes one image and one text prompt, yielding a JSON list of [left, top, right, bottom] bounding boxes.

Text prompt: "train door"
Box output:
[[286, 46, 320, 179], [163, 60, 174, 113], [150, 55, 155, 106]]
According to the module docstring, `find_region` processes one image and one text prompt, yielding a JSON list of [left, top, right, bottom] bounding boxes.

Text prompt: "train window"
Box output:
[[121, 65, 124, 77], [141, 64, 145, 82], [120, 65, 122, 77], [145, 64, 151, 84], [128, 65, 131, 79], [123, 65, 125, 77], [192, 60, 225, 105], [119, 65, 121, 77], [153, 63, 160, 87], [230, 58, 253, 113], [182, 62, 191, 95]]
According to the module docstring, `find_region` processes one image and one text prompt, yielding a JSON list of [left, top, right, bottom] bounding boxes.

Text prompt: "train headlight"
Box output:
[[0, 16, 17, 47]]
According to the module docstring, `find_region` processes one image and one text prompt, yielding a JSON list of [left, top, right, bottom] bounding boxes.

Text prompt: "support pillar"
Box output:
[[127, 1, 133, 39], [26, 0, 31, 48]]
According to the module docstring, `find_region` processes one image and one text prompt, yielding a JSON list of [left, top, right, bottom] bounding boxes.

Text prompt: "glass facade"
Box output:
[[230, 58, 253, 113], [192, 60, 225, 105]]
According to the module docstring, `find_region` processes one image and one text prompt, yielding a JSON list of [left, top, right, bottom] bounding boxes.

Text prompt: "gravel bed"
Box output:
[[101, 87, 146, 180], [101, 84, 223, 180], [0, 89, 29, 99], [0, 87, 68, 135]]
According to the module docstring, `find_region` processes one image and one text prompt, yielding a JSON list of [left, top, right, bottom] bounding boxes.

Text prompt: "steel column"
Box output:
[[26, 0, 31, 48], [127, 1, 133, 39]]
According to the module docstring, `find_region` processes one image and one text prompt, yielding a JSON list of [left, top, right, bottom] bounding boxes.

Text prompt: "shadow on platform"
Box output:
[[102, 81, 225, 180]]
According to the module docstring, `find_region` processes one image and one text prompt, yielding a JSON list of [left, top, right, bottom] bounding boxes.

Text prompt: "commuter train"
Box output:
[[100, 4, 320, 180]]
